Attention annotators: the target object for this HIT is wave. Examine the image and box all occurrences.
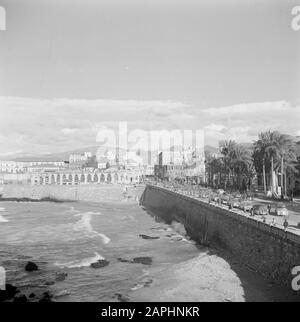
[131,270,153,291]
[73,212,111,244]
[170,221,187,236]
[0,215,8,223]
[167,221,192,243]
[66,206,77,214]
[55,252,105,269]
[0,208,8,222]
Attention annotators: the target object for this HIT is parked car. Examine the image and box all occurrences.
[212,194,220,203]
[238,201,253,212]
[220,195,230,205]
[228,198,240,209]
[252,204,268,216]
[270,203,289,217]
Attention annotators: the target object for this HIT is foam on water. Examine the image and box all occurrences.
[55,252,105,269]
[0,215,8,223]
[168,221,192,243]
[73,211,111,244]
[0,207,8,222]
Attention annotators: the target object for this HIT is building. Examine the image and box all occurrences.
[154,150,205,183]
[69,152,92,164]
[154,163,186,180]
[0,161,25,173]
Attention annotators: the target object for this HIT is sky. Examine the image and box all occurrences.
[0,0,299,156]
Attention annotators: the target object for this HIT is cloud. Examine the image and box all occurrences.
[0,96,191,154]
[0,96,299,155]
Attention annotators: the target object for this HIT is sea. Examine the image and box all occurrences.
[0,200,291,302]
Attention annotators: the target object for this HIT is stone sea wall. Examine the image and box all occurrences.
[0,184,145,203]
[140,184,300,287]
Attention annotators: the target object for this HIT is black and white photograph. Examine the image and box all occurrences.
[0,0,300,308]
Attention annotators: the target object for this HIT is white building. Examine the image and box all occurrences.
[0,161,25,173]
[69,152,91,164]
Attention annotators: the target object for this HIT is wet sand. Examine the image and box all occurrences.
[130,248,300,302]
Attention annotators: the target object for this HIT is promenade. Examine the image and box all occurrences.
[149,182,300,238]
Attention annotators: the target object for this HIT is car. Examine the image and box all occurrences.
[252,204,268,216]
[228,198,240,209]
[211,194,220,203]
[272,204,289,217]
[238,201,253,212]
[220,195,230,205]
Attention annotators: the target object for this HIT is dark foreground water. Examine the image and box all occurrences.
[0,201,295,302]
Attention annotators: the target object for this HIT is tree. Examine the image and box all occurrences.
[231,144,253,191]
[219,140,237,188]
[253,131,273,194]
[253,130,297,197]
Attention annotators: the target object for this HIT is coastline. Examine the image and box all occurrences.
[0,184,145,203]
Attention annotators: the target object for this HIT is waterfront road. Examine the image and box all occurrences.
[150,183,300,237]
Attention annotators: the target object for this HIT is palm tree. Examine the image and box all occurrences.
[253,131,273,194]
[219,140,237,188]
[265,131,281,195]
[254,131,297,197]
[273,134,297,198]
[231,144,253,191]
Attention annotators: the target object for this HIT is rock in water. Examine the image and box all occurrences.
[117,258,132,263]
[45,281,55,286]
[132,257,152,265]
[39,292,53,302]
[25,261,39,272]
[115,293,130,302]
[139,234,160,240]
[13,294,28,303]
[55,272,68,282]
[0,284,19,302]
[90,260,110,269]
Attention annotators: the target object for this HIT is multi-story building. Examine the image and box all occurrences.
[69,152,92,164]
[154,150,205,183]
[0,161,25,173]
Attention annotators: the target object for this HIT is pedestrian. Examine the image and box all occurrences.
[283,218,289,231]
[267,203,271,215]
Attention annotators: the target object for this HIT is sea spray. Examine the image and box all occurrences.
[170,221,187,236]
[168,221,192,243]
[55,252,105,269]
[0,207,8,222]
[73,211,111,244]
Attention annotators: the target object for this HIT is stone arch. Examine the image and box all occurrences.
[62,174,67,185]
[114,173,119,183]
[100,173,105,183]
[74,174,79,184]
[68,174,72,184]
[80,174,85,183]
[39,176,44,185]
[57,174,61,184]
[51,174,55,184]
[87,173,92,183]
[94,174,98,183]
[107,173,112,183]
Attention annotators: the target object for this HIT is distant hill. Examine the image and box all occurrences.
[2,143,265,162]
